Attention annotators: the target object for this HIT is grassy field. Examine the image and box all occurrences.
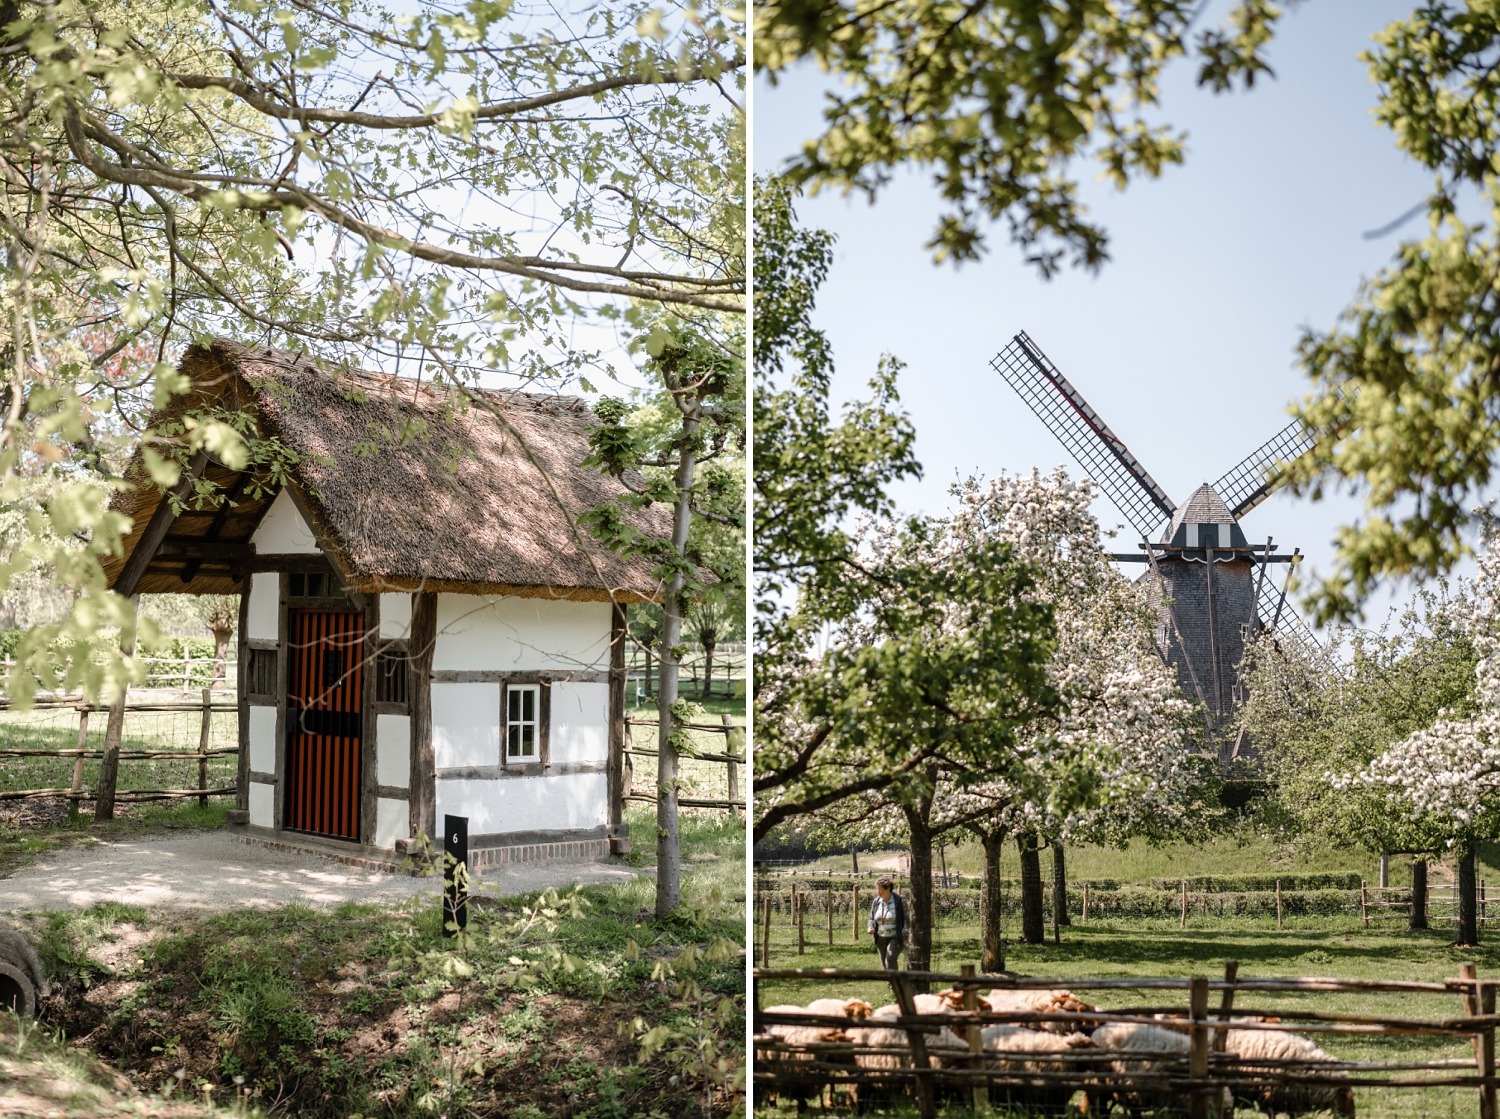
[21,805,745,1119]
[626,693,746,807]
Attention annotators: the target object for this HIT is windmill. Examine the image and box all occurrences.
[990,331,1327,764]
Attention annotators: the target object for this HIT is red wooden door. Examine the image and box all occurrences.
[286,609,364,840]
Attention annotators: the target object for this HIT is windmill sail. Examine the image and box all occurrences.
[1253,561,1324,664]
[1215,418,1317,520]
[991,332,1176,541]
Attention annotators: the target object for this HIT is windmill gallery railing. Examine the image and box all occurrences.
[0,691,238,809]
[754,964,1500,1119]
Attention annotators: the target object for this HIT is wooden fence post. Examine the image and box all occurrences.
[961,963,989,1113]
[852,884,861,942]
[891,974,936,1119]
[761,896,772,968]
[1180,879,1188,928]
[197,688,212,809]
[1481,977,1497,1119]
[1213,960,1239,1055]
[1082,882,1089,924]
[797,893,806,956]
[1362,880,1369,928]
[1188,976,1209,1119]
[1276,879,1283,930]
[827,882,834,946]
[68,704,90,816]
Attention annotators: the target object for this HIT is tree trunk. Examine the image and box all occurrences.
[701,634,716,699]
[94,594,139,822]
[1017,831,1045,945]
[903,802,935,991]
[654,402,700,920]
[209,624,233,690]
[1410,857,1428,931]
[1458,845,1480,946]
[980,826,1008,972]
[1052,840,1070,927]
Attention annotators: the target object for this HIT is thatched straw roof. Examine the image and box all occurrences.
[101,339,670,602]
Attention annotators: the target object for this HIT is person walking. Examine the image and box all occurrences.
[868,876,908,969]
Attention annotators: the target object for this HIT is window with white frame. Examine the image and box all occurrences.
[506,684,541,761]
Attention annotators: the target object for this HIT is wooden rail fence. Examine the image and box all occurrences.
[622,712,745,813]
[0,690,237,808]
[754,963,1500,1119]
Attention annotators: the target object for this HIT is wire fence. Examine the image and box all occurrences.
[625,712,745,814]
[754,963,1500,1119]
[755,872,1494,957]
[0,689,239,809]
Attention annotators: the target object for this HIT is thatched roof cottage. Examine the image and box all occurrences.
[104,339,669,865]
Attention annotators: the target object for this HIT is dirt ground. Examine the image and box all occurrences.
[0,831,644,912]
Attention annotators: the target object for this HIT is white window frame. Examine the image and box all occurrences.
[505,683,542,763]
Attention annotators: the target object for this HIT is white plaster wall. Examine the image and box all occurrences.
[246,573,279,641]
[375,797,409,847]
[377,714,411,787]
[248,706,277,773]
[549,682,609,765]
[432,682,499,768]
[379,593,412,639]
[251,490,320,554]
[435,772,607,835]
[433,596,611,672]
[248,781,275,828]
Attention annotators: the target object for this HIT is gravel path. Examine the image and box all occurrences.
[0,832,644,912]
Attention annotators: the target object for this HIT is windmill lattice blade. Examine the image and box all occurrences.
[992,332,1175,541]
[1254,571,1325,665]
[1216,418,1316,520]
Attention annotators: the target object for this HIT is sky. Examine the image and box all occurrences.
[754,0,1452,630]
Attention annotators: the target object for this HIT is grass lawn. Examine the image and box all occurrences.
[19,805,745,1119]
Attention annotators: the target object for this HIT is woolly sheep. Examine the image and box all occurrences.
[805,997,874,1020]
[1088,1021,1231,1118]
[981,1025,1093,1115]
[1223,1028,1356,1118]
[981,987,1099,1034]
[757,1003,856,1113]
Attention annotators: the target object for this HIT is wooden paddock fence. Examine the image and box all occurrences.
[0,690,237,808]
[754,962,1500,1119]
[623,712,745,813]
[756,874,1496,954]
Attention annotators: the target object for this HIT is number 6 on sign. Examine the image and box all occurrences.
[443,814,469,936]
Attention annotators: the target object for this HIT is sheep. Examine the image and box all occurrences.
[980,1024,1094,1115]
[981,987,1100,1034]
[1223,1028,1356,1118]
[805,997,874,1020]
[1086,1020,1231,1118]
[849,1003,970,1111]
[756,1003,857,1113]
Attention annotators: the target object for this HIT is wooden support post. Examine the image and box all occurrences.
[852,884,860,942]
[1380,852,1390,889]
[961,963,989,1114]
[1188,976,1210,1119]
[68,705,89,816]
[197,688,212,808]
[721,713,742,815]
[1082,882,1089,924]
[1361,880,1370,928]
[797,893,806,956]
[1180,879,1188,928]
[1213,960,1239,1055]
[827,882,834,946]
[1481,978,1497,1119]
[1276,879,1283,930]
[761,896,772,968]
[891,973,936,1119]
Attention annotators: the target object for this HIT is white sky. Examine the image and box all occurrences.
[754,0,1463,628]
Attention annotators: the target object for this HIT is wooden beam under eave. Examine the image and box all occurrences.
[408,592,437,846]
[114,451,211,598]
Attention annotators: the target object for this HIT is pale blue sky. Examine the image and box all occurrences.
[756,0,1454,626]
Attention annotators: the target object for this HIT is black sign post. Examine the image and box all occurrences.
[442,813,469,937]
